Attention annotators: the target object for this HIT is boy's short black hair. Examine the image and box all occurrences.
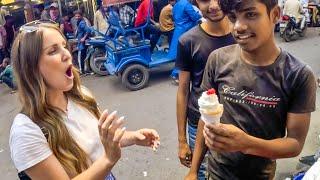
[219,0,278,14]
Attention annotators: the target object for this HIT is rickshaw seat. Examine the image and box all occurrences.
[107,9,148,48]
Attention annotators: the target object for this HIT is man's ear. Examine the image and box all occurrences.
[271,5,281,24]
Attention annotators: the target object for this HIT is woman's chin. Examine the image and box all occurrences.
[63,82,74,92]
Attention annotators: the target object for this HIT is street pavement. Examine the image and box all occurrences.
[1,28,320,180]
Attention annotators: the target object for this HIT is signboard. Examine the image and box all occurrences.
[1,0,15,5]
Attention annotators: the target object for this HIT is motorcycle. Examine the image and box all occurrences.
[280,4,309,42]
[84,36,108,76]
[280,14,307,42]
[68,29,109,76]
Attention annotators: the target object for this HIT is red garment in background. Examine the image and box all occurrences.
[63,21,73,34]
[134,0,154,27]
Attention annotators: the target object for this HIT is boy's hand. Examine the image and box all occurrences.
[203,123,250,153]
[178,142,192,167]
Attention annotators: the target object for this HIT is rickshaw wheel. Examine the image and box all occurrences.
[121,64,149,91]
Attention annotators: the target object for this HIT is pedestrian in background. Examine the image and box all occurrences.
[0,6,10,26]
[49,2,62,24]
[159,0,176,45]
[71,12,91,36]
[24,0,35,23]
[61,14,74,38]
[0,57,8,73]
[74,10,91,74]
[0,58,16,93]
[4,15,15,54]
[40,3,51,21]
[119,4,135,28]
[169,0,201,82]
[93,3,109,35]
[135,0,161,52]
[0,24,7,64]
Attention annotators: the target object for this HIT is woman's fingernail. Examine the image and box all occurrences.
[118,116,125,121]
[121,127,126,131]
[111,111,117,116]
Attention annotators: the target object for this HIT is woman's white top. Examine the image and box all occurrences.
[9,99,104,172]
[302,159,320,180]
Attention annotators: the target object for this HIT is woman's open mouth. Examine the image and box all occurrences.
[65,65,73,79]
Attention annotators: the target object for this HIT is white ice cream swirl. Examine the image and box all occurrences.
[198,91,222,114]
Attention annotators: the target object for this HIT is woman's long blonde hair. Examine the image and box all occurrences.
[11,23,101,177]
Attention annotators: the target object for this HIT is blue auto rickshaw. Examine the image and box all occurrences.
[103,0,176,90]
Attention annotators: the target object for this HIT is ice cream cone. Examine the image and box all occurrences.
[200,104,223,124]
[201,112,222,124]
[198,88,223,124]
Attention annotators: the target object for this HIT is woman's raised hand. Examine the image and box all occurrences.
[98,110,125,165]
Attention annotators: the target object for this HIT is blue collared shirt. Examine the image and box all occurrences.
[76,19,91,50]
[172,0,201,30]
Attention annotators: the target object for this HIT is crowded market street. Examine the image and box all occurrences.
[1,28,320,179]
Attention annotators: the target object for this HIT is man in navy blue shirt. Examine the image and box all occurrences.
[175,0,235,179]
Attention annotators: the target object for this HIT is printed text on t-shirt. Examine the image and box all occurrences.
[221,85,281,108]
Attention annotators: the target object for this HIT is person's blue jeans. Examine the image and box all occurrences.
[1,76,15,89]
[188,124,207,180]
[77,48,87,73]
[105,172,116,180]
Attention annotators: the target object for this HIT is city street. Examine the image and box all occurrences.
[1,28,320,180]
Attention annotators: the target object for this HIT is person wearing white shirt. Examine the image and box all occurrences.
[10,21,160,179]
[94,4,109,35]
[283,0,306,30]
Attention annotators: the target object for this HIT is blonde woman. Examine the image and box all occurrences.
[9,21,160,180]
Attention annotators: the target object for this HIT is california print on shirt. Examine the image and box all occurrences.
[221,85,281,109]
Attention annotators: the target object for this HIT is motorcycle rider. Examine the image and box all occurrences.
[283,0,306,31]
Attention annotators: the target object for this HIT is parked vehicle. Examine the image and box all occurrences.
[68,29,109,76]
[103,0,177,91]
[85,35,108,76]
[280,14,307,42]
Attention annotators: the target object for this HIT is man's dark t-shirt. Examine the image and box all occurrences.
[175,25,235,127]
[201,44,316,180]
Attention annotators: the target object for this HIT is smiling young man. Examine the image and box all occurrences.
[176,0,235,179]
[186,0,317,179]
